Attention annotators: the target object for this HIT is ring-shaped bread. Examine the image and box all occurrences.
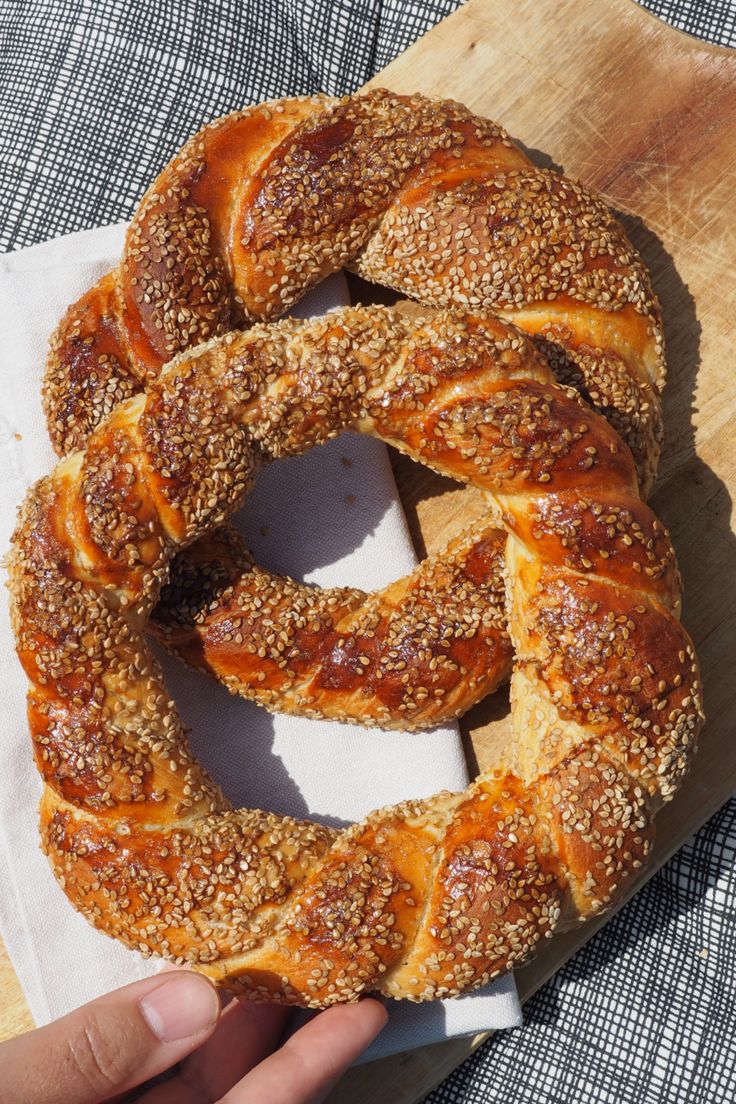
[11,304,702,1005]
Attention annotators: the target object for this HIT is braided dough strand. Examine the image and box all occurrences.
[11,305,701,1005]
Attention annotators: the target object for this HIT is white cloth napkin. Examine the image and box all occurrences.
[0,223,521,1063]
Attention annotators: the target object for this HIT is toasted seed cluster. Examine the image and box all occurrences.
[42,91,665,730]
[241,91,518,318]
[359,168,655,321]
[10,304,702,1006]
[124,164,234,365]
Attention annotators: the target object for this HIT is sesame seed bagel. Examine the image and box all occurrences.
[10,305,702,1005]
[43,89,666,729]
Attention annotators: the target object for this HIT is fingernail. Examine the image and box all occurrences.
[140,973,220,1042]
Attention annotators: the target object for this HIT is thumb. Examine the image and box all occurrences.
[0,969,221,1104]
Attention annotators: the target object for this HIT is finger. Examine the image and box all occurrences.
[138,1001,291,1104]
[218,998,388,1104]
[180,1000,291,1099]
[0,970,220,1104]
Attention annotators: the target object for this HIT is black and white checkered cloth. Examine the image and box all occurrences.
[0,2,734,1102]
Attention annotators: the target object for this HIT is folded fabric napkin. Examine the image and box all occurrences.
[0,223,521,1062]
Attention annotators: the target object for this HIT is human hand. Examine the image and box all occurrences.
[0,969,387,1103]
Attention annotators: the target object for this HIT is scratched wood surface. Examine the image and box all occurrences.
[2,1,735,1101]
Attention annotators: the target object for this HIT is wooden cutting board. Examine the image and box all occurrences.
[2,0,735,1100]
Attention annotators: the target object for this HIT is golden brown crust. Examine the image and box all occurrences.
[10,305,702,1006]
[122,98,327,371]
[502,491,681,609]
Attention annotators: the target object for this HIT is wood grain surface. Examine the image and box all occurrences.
[2,2,735,1102]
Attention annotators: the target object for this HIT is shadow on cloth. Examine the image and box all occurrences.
[151,640,349,830]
